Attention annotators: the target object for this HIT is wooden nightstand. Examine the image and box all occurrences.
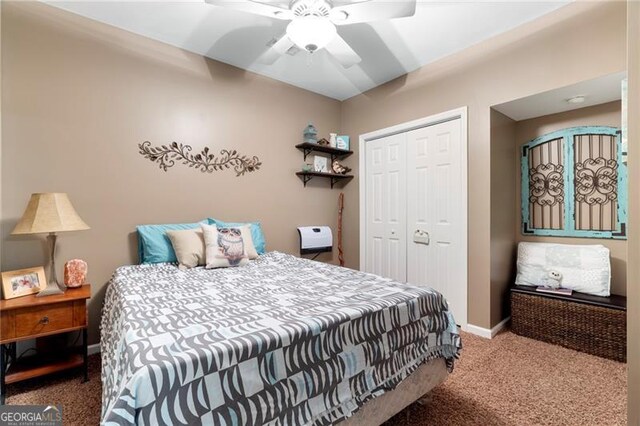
[0,285,91,404]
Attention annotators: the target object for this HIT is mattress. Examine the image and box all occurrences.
[100,252,461,425]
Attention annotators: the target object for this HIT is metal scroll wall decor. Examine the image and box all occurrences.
[528,137,565,230]
[138,141,261,176]
[521,126,627,239]
[574,135,619,232]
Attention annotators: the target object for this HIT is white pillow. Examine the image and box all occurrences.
[201,224,256,268]
[515,242,611,296]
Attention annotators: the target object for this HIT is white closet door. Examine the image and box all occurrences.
[365,133,407,282]
[406,119,466,326]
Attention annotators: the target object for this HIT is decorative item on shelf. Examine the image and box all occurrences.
[139,142,261,176]
[303,123,318,144]
[317,138,330,147]
[336,135,350,150]
[11,193,90,297]
[64,259,88,289]
[314,155,328,173]
[332,160,352,175]
[302,163,313,172]
[329,133,338,148]
[1,267,46,299]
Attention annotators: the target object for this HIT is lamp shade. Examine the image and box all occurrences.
[12,193,90,235]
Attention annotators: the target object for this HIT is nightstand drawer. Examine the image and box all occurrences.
[0,287,90,345]
[14,303,75,338]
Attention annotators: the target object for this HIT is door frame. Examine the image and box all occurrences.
[359,106,469,330]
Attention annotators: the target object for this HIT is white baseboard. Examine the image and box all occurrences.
[466,316,510,339]
[88,343,101,356]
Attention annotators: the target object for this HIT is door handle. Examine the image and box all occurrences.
[413,230,430,245]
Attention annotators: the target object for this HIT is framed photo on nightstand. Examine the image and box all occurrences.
[1,266,45,299]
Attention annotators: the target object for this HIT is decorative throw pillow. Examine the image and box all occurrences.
[166,229,205,270]
[515,242,611,296]
[201,224,255,268]
[209,219,267,255]
[136,221,207,264]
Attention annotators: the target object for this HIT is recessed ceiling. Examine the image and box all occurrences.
[45,0,571,100]
[493,72,626,121]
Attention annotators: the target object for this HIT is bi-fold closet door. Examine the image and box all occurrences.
[365,133,407,282]
[365,118,465,326]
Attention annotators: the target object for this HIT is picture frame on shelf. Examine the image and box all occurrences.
[336,135,350,150]
[1,266,46,299]
[314,156,328,173]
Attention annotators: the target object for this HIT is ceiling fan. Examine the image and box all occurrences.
[205,0,417,68]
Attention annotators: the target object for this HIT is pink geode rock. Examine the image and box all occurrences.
[64,259,88,288]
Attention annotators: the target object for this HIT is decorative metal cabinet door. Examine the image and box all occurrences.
[521,126,627,239]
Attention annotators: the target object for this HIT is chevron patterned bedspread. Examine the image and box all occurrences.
[100,252,461,425]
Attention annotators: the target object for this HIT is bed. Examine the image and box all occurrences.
[100,251,461,425]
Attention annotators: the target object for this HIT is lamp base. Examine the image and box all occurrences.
[37,232,66,297]
[37,280,65,297]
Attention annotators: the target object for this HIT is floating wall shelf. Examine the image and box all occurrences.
[296,171,354,189]
[295,143,353,163]
[295,142,354,189]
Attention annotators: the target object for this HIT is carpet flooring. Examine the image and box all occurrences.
[5,330,627,425]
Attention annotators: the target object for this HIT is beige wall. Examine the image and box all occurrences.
[489,110,517,326]
[341,1,627,328]
[514,101,626,296]
[627,1,639,424]
[1,3,343,343]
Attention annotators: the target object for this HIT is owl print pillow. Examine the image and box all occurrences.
[201,223,257,268]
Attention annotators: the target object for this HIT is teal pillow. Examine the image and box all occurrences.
[137,222,206,264]
[208,219,266,255]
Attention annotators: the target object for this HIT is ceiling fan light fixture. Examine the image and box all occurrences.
[286,16,337,53]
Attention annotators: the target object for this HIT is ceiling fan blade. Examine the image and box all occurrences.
[325,34,362,68]
[205,0,293,20]
[330,0,416,26]
[259,34,296,65]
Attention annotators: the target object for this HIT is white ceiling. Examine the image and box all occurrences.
[494,72,626,121]
[46,0,571,100]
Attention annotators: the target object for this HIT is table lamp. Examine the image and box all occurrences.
[11,193,90,297]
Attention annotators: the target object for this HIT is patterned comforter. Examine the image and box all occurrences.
[101,252,461,425]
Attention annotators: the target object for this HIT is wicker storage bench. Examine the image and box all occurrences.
[510,285,627,362]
